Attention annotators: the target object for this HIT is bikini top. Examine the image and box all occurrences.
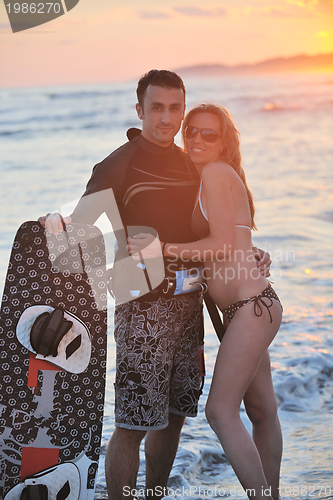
[191,180,251,238]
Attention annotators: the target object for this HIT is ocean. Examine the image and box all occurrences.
[0,73,332,499]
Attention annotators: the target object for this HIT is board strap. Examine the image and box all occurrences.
[30,308,73,357]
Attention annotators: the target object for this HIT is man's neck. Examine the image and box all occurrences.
[141,130,174,148]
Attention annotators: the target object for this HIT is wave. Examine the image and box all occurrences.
[275,352,333,412]
[253,234,312,242]
[227,90,333,113]
[0,127,73,137]
[0,120,140,138]
[227,95,304,112]
[0,110,101,125]
[0,121,128,137]
[261,102,302,112]
[312,211,333,223]
[47,89,126,100]
[261,100,333,112]
[0,130,27,137]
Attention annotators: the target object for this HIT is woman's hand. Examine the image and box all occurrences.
[127,233,163,260]
[253,246,271,277]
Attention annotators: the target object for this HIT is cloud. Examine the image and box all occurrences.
[173,6,227,17]
[250,2,324,17]
[257,7,295,17]
[285,0,318,8]
[140,11,172,19]
[138,6,228,20]
[269,7,295,16]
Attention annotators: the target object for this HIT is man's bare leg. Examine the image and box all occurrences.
[105,427,146,500]
[145,413,186,499]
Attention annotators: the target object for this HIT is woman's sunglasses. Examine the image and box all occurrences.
[185,126,220,144]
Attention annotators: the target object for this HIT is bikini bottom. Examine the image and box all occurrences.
[221,284,282,324]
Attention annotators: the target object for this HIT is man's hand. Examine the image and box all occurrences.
[38,213,72,236]
[253,246,271,277]
[127,233,162,260]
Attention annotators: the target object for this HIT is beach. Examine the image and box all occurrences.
[1,73,332,499]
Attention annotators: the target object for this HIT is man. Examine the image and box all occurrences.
[41,70,271,499]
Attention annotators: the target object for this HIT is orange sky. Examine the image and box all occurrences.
[0,0,333,88]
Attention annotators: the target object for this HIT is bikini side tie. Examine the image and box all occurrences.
[253,296,274,323]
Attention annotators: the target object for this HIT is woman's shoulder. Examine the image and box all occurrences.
[201,162,237,182]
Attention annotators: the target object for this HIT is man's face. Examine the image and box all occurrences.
[136,85,185,147]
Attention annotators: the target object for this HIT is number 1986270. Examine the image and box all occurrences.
[280,486,332,497]
[6,3,62,14]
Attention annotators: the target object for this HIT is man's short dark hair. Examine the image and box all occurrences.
[136,69,186,109]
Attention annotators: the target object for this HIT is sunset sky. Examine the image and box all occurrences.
[0,0,333,88]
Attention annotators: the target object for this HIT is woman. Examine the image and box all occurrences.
[128,104,283,500]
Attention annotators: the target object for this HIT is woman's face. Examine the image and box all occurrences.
[185,112,224,169]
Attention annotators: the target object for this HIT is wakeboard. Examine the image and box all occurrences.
[0,221,108,500]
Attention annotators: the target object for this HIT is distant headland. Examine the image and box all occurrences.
[175,53,333,78]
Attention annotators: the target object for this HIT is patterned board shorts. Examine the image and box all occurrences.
[114,291,203,430]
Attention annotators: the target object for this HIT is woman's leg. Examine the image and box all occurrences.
[244,351,282,500]
[205,300,282,500]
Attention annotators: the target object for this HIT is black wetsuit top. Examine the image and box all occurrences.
[120,135,199,245]
[71,132,200,276]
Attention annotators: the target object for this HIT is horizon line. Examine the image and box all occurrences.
[1,51,333,91]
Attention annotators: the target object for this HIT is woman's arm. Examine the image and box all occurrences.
[128,163,238,262]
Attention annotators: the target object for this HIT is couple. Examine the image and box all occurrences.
[42,70,282,500]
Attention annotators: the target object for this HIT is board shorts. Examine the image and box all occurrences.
[114,290,203,430]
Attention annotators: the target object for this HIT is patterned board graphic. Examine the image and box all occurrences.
[0,221,108,500]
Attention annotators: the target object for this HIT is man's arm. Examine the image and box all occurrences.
[38,159,108,234]
[38,192,104,235]
[38,141,137,234]
[38,185,118,235]
[38,152,121,234]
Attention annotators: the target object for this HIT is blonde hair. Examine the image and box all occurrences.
[182,103,257,230]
